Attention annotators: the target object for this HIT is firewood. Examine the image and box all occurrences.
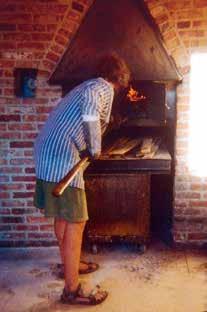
[106,137,140,155]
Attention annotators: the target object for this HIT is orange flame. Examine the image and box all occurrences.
[127,85,146,102]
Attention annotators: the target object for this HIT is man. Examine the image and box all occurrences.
[33,52,130,305]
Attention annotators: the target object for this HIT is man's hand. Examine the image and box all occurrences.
[79,149,100,161]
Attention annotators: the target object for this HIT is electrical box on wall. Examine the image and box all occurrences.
[14,68,37,98]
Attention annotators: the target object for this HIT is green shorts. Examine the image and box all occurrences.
[33,179,88,223]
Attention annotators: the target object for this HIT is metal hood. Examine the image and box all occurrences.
[48,0,182,86]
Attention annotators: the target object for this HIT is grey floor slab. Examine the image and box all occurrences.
[0,241,207,312]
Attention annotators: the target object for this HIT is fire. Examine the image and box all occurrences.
[127,85,146,102]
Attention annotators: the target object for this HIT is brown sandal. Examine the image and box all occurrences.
[56,261,99,278]
[61,283,108,305]
[79,261,100,274]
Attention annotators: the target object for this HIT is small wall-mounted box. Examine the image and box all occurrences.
[14,68,37,98]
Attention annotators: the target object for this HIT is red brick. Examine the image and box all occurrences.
[13,192,34,198]
[10,141,33,148]
[25,167,35,174]
[190,184,206,191]
[26,184,35,190]
[12,176,35,182]
[0,176,9,182]
[33,52,45,59]
[33,24,46,32]
[22,98,36,105]
[0,167,23,174]
[189,201,207,208]
[15,225,39,231]
[0,41,16,50]
[22,133,38,139]
[26,200,35,207]
[12,208,35,215]
[4,88,14,96]
[37,70,49,78]
[3,69,13,77]
[194,0,207,8]
[3,13,32,23]
[1,232,26,239]
[59,28,72,38]
[31,33,53,41]
[177,21,191,29]
[0,131,21,140]
[0,124,6,132]
[24,150,34,157]
[0,115,21,122]
[3,33,31,41]
[0,217,24,223]
[0,24,16,31]
[22,115,37,122]
[45,4,68,14]
[0,4,20,11]
[35,98,49,104]
[10,158,34,166]
[188,233,207,240]
[8,123,36,131]
[192,20,207,27]
[46,51,60,62]
[17,24,33,31]
[27,216,47,223]
[1,200,26,207]
[66,10,81,22]
[0,159,8,165]
[0,60,15,67]
[42,60,55,71]
[0,225,11,231]
[28,232,52,239]
[47,24,57,32]
[33,14,62,24]
[51,43,65,54]
[175,192,201,199]
[72,1,84,12]
[0,192,10,199]
[0,184,24,191]
[17,42,46,50]
[40,224,53,231]
[0,79,14,87]
[55,35,69,46]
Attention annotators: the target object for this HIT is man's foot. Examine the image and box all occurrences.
[61,283,108,305]
[56,261,99,278]
[79,261,99,274]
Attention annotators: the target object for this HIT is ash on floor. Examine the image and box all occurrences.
[0,240,207,312]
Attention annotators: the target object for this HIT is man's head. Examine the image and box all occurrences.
[96,52,131,90]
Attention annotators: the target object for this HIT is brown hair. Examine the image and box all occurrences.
[96,52,131,88]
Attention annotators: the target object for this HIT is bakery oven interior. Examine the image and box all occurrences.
[48,0,182,251]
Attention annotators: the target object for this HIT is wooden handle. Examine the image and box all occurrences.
[52,156,89,197]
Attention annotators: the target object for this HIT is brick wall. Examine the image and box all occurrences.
[0,0,207,247]
[0,0,93,246]
[145,0,207,245]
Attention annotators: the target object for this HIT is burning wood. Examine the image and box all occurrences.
[127,85,146,102]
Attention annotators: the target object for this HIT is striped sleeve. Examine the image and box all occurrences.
[81,85,102,156]
[81,85,102,121]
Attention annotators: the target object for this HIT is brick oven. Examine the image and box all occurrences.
[48,0,181,250]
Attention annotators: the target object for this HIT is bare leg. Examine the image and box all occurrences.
[63,221,86,292]
[54,218,66,265]
[54,218,91,272]
[57,219,108,303]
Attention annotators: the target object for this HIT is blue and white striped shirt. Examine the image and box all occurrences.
[34,77,114,189]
